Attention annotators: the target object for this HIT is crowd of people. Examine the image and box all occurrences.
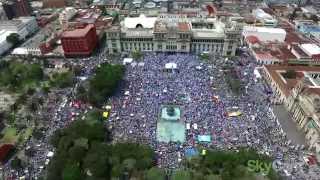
[108,52,320,179]
[2,51,320,179]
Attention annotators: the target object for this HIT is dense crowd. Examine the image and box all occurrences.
[108,53,320,179]
[2,51,320,180]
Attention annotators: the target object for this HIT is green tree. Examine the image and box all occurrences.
[50,71,74,88]
[10,157,22,170]
[6,33,20,47]
[131,50,143,61]
[62,163,84,180]
[47,155,65,180]
[172,170,192,180]
[146,167,165,180]
[68,145,87,163]
[50,129,64,148]
[28,64,43,80]
[204,174,221,180]
[88,63,124,106]
[283,69,297,79]
[76,85,88,101]
[199,53,209,61]
[83,142,111,178]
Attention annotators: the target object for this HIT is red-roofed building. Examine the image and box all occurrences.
[263,64,320,155]
[245,35,260,45]
[61,24,98,57]
[252,50,280,65]
[0,144,15,164]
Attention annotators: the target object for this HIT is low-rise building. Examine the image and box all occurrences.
[263,65,320,154]
[252,8,278,27]
[295,21,320,43]
[11,47,41,56]
[242,26,287,43]
[291,88,320,154]
[59,7,78,29]
[61,24,98,57]
[0,20,28,39]
[15,16,39,35]
[287,43,320,64]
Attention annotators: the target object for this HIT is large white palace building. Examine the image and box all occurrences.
[106,14,242,56]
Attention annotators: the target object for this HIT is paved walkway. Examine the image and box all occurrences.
[272,105,306,145]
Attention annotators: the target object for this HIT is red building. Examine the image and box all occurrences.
[61,24,98,57]
[0,144,15,164]
[15,0,32,17]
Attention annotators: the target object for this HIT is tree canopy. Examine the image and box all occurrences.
[49,71,74,88]
[47,110,155,180]
[6,33,20,47]
[0,60,43,92]
[131,50,143,61]
[88,63,125,106]
[282,69,297,79]
[185,148,280,180]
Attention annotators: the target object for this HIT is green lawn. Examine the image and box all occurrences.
[20,127,33,143]
[1,127,18,144]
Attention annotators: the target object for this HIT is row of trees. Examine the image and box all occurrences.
[224,66,243,95]
[77,63,125,106]
[0,60,76,93]
[0,60,43,92]
[184,148,280,180]
[47,111,156,180]
[49,71,74,88]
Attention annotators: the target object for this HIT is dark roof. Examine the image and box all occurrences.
[0,144,14,163]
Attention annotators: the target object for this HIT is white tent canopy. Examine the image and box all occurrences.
[165,62,177,69]
[47,151,54,157]
[254,68,261,79]
[123,58,133,65]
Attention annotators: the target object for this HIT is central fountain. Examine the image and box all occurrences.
[157,105,185,143]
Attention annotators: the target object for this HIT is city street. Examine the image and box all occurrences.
[273,105,306,146]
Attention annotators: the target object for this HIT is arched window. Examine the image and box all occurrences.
[136,24,143,28]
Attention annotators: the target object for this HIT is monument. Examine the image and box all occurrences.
[157,105,185,143]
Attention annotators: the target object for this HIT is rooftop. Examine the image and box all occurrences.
[300,44,320,56]
[254,50,277,61]
[285,31,306,45]
[124,29,153,37]
[62,24,95,38]
[292,44,309,58]
[300,24,320,33]
[192,29,225,38]
[243,26,286,34]
[0,20,23,27]
[245,35,260,44]
[265,65,320,97]
[123,14,157,29]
